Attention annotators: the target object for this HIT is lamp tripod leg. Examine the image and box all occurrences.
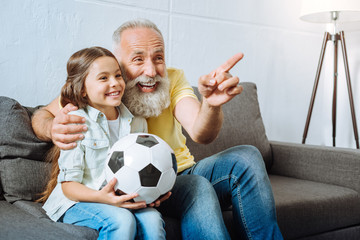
[339,31,360,149]
[302,32,330,144]
[332,37,338,147]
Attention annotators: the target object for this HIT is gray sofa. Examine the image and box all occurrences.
[1,82,360,240]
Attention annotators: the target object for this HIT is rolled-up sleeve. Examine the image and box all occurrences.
[57,144,85,183]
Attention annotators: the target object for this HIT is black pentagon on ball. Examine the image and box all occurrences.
[171,153,177,173]
[139,164,161,187]
[108,151,124,173]
[136,135,159,148]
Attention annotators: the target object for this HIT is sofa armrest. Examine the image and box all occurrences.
[269,141,360,193]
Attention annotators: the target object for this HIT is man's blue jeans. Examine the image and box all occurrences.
[59,202,165,240]
[159,145,283,240]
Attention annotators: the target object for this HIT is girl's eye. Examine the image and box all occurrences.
[100,76,107,80]
[116,74,122,78]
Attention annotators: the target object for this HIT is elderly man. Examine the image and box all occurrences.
[32,19,283,239]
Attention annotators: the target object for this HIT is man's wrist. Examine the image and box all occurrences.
[45,117,54,141]
[31,112,54,142]
[202,97,222,112]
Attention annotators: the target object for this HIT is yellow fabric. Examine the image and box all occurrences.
[147,68,197,173]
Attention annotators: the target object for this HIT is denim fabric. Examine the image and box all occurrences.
[59,202,165,240]
[179,145,283,240]
[157,175,230,240]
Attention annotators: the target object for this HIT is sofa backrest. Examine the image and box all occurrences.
[0,97,52,202]
[183,82,273,170]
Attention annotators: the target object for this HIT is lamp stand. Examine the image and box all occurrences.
[302,31,360,149]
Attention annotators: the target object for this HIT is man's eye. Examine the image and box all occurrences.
[155,56,164,62]
[134,58,143,62]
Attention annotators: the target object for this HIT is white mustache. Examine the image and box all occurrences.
[122,74,170,118]
[126,75,161,89]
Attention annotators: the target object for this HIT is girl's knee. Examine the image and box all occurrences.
[138,208,164,224]
[103,209,136,236]
[135,208,165,239]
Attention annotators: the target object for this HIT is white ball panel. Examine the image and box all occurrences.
[124,144,151,171]
[135,187,161,204]
[157,169,176,194]
[111,134,138,151]
[114,166,141,194]
[150,145,173,172]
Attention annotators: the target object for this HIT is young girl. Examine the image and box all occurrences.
[40,47,166,240]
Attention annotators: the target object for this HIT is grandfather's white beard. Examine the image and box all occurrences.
[122,75,170,118]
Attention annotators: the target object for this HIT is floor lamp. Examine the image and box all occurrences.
[300,0,360,149]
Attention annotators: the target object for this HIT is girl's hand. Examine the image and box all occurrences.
[99,178,147,209]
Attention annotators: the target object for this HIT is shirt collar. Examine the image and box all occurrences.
[118,103,134,120]
[85,103,133,122]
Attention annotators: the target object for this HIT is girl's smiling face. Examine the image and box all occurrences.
[84,56,125,120]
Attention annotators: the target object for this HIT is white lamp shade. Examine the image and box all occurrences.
[300,0,360,23]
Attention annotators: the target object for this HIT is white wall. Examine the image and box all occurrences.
[1,0,360,148]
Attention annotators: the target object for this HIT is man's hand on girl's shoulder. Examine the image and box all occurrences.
[51,103,87,150]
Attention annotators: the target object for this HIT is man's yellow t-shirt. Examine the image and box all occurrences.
[147,68,197,173]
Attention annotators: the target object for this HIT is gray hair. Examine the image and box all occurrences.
[112,19,163,45]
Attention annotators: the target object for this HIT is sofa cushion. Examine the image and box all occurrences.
[0,96,52,200]
[0,173,3,200]
[270,174,360,239]
[14,200,181,240]
[0,200,80,240]
[0,158,51,203]
[184,82,272,169]
[12,199,233,240]
[0,96,52,160]
[12,200,99,239]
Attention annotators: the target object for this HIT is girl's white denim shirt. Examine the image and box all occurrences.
[43,103,147,221]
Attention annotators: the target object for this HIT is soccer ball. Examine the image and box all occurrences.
[105,133,177,204]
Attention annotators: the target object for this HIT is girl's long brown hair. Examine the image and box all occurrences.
[37,47,120,203]
[37,146,60,203]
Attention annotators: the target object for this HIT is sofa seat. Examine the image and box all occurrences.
[12,175,360,240]
[11,200,98,239]
[10,198,232,240]
[270,174,360,239]
[0,201,81,240]
[12,200,186,240]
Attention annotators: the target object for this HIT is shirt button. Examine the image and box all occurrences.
[93,142,97,146]
[100,114,104,118]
